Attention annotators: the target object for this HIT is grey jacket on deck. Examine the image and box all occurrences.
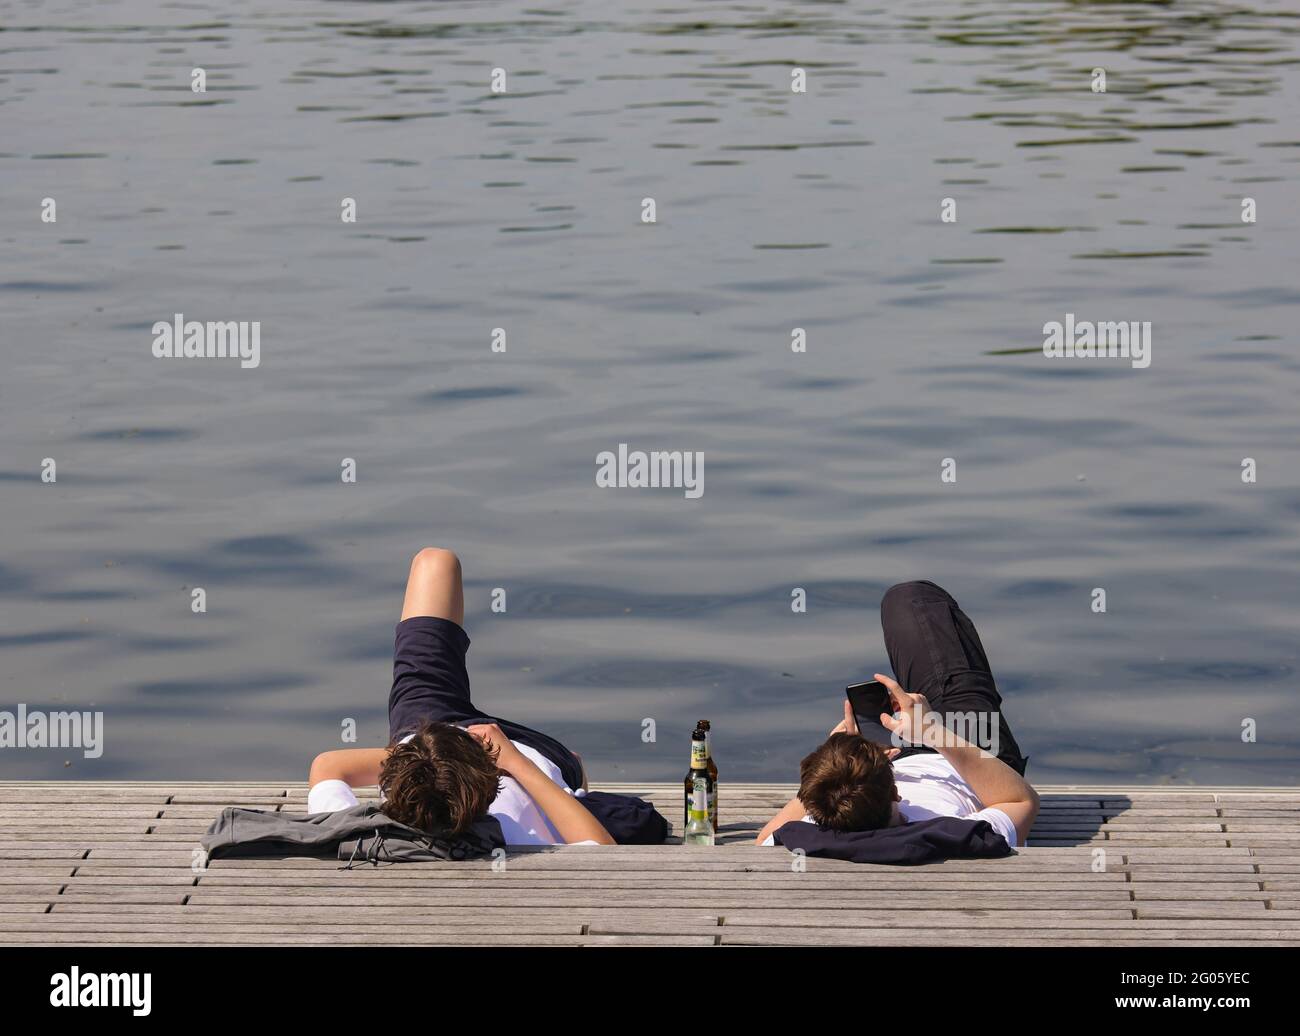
[200,804,506,865]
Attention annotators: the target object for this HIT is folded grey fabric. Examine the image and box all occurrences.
[200,803,505,864]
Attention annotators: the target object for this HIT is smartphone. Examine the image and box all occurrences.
[845,680,897,749]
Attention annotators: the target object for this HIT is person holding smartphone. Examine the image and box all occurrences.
[755,581,1039,848]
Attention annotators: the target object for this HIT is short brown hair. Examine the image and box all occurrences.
[379,722,500,833]
[798,733,896,831]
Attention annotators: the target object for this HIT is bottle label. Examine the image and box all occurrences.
[690,740,707,769]
[688,778,709,821]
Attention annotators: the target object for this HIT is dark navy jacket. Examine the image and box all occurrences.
[774,815,1012,865]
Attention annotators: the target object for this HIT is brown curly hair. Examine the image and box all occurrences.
[797,732,897,831]
[379,722,501,833]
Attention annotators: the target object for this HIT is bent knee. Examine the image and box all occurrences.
[410,547,461,576]
[882,580,951,612]
[308,750,338,785]
[883,580,934,602]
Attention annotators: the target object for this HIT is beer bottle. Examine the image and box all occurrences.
[683,752,714,847]
[683,727,712,836]
[697,719,718,832]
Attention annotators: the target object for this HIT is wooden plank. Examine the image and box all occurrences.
[0,889,64,903]
[0,850,88,861]
[45,903,721,922]
[76,870,1138,892]
[1136,904,1295,919]
[182,888,1138,911]
[0,933,598,946]
[720,930,1299,946]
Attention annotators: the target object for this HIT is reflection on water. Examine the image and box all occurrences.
[1,1,1298,784]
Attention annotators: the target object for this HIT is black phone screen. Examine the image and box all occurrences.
[846,680,897,749]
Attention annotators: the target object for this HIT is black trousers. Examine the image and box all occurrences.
[387,616,586,791]
[880,580,1028,776]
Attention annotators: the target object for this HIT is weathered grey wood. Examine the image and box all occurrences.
[720,931,1300,946]
[0,931,693,946]
[0,890,65,903]
[1,781,1296,946]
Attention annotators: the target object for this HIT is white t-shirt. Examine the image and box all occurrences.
[762,752,1019,848]
[307,737,593,845]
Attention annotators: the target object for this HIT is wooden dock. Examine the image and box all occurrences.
[2,781,1298,946]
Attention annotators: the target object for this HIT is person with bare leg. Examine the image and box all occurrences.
[307,548,615,845]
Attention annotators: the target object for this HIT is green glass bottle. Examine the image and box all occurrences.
[682,727,714,844]
[684,772,714,847]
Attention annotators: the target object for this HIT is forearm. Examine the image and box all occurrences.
[922,725,1035,807]
[756,795,807,845]
[509,758,614,845]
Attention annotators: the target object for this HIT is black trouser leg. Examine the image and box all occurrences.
[880,580,1028,775]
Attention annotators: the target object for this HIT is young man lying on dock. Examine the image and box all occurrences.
[756,581,1040,852]
[307,548,617,845]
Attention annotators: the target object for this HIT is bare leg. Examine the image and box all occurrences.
[400,547,464,626]
[392,547,588,792]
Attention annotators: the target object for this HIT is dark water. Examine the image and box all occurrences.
[2,0,1298,784]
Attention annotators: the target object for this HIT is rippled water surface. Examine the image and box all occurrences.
[3,0,1298,784]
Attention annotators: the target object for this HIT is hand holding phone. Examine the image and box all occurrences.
[872,672,933,748]
[845,679,901,749]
